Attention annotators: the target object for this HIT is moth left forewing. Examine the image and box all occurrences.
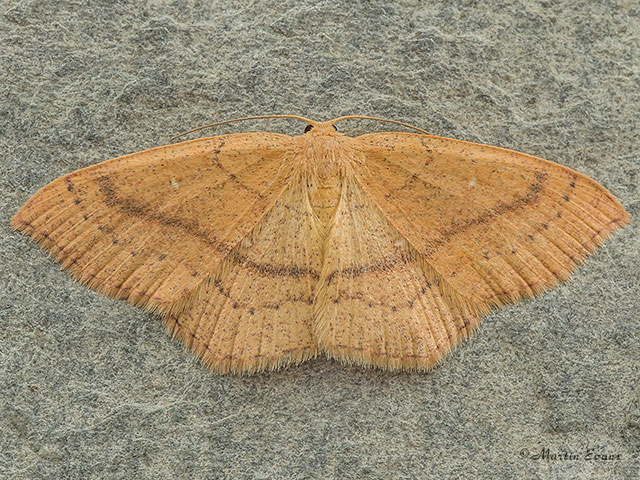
[11,133,296,317]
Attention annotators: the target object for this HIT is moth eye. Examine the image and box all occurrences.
[332,124,338,131]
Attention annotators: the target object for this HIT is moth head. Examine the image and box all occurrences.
[303,123,339,135]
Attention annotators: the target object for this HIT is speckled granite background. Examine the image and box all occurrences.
[1,1,638,479]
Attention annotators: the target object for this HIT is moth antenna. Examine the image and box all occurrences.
[329,115,431,135]
[169,114,318,142]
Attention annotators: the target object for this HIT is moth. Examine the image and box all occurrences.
[12,115,630,374]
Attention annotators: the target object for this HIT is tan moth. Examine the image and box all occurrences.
[12,115,630,374]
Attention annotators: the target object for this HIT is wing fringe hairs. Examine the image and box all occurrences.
[11,117,630,375]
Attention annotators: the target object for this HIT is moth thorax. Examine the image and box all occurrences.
[305,137,359,179]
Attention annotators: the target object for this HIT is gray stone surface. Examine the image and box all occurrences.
[1,1,638,479]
